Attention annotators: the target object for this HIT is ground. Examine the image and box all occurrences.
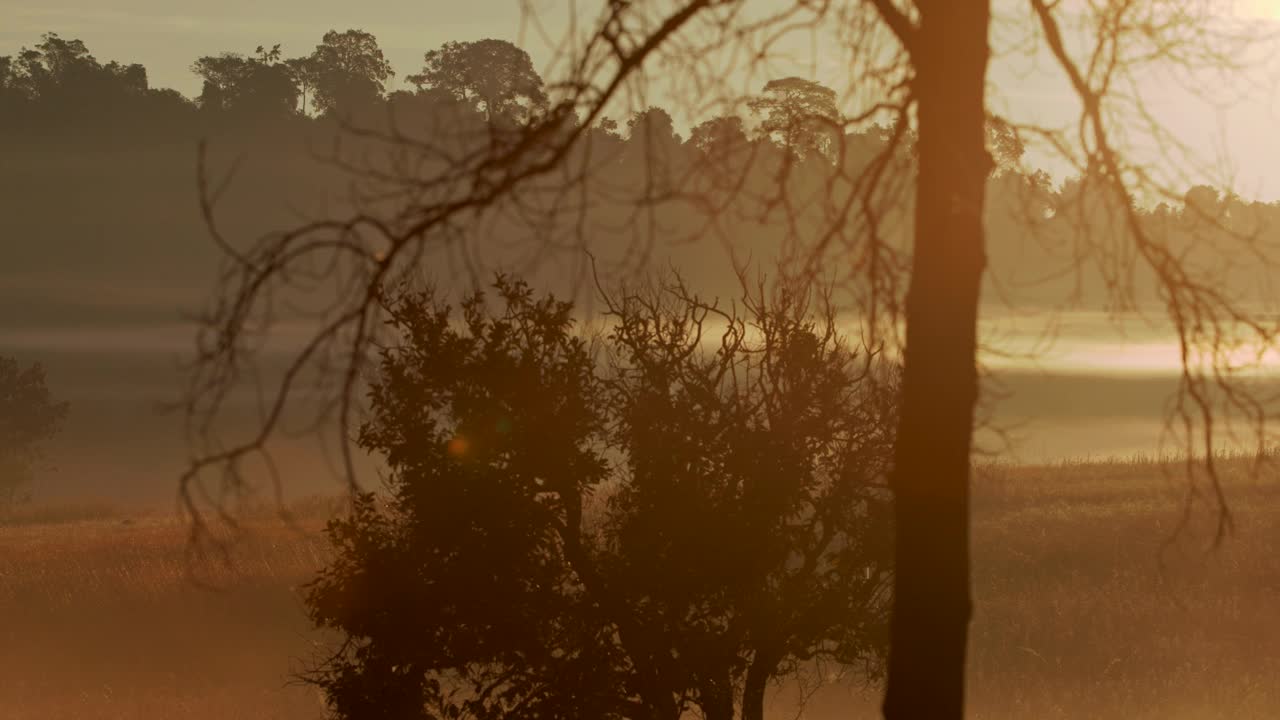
[2,457,1278,719]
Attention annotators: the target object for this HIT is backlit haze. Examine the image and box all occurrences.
[3,0,1280,505]
[4,0,1278,190]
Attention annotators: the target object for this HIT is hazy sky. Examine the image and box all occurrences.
[3,0,1278,197]
[7,1,1280,489]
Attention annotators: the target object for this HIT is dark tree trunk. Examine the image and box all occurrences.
[881,2,992,719]
[640,686,679,720]
[702,700,733,720]
[740,652,774,720]
[696,675,734,720]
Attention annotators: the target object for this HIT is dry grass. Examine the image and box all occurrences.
[2,458,1278,719]
[0,504,334,719]
[963,456,1280,719]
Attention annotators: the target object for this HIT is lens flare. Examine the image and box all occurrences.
[446,435,469,458]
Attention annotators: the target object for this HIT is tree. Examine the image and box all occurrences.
[620,106,684,190]
[747,77,840,161]
[870,7,990,716]
[302,29,394,117]
[627,106,680,144]
[406,39,548,124]
[183,4,1266,719]
[688,115,749,157]
[687,115,758,192]
[283,55,318,116]
[10,33,101,101]
[0,56,19,122]
[0,33,154,126]
[191,44,298,115]
[0,357,68,510]
[304,274,896,719]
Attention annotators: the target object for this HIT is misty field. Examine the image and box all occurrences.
[2,458,1278,719]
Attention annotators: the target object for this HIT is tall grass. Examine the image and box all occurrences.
[0,511,332,719]
[3,459,1278,718]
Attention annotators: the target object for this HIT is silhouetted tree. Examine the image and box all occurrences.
[10,33,107,99]
[688,115,750,157]
[406,39,548,124]
[304,274,896,719]
[686,115,757,191]
[0,54,29,126]
[0,33,168,130]
[620,106,684,191]
[301,29,394,118]
[192,44,297,116]
[0,357,68,511]
[869,8,991,715]
[748,77,840,161]
[283,55,319,116]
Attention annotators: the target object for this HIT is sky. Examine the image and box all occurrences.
[4,0,1280,199]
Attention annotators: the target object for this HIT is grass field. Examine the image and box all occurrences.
[2,457,1278,719]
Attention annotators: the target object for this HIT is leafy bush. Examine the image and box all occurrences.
[305,275,896,720]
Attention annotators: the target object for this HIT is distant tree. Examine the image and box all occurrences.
[302,29,394,117]
[687,115,754,184]
[406,39,548,124]
[0,33,154,125]
[0,55,22,109]
[10,33,99,100]
[747,77,840,161]
[304,274,895,720]
[191,44,297,115]
[283,56,319,116]
[688,115,749,156]
[1183,185,1221,218]
[0,357,68,510]
[597,115,621,137]
[626,105,681,146]
[622,106,684,188]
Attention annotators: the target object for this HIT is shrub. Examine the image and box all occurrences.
[305,274,896,720]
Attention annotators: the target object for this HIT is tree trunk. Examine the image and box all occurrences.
[696,674,734,720]
[881,3,992,719]
[740,651,774,720]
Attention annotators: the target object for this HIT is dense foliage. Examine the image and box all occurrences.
[4,28,1271,317]
[304,275,897,719]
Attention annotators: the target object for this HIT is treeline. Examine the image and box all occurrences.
[3,29,1278,314]
[0,30,708,144]
[0,28,870,160]
[0,30,399,134]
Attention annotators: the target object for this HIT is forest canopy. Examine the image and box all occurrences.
[3,28,1271,324]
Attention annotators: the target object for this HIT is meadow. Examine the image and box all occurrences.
[2,457,1278,719]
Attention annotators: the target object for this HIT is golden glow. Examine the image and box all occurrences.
[446,435,470,458]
